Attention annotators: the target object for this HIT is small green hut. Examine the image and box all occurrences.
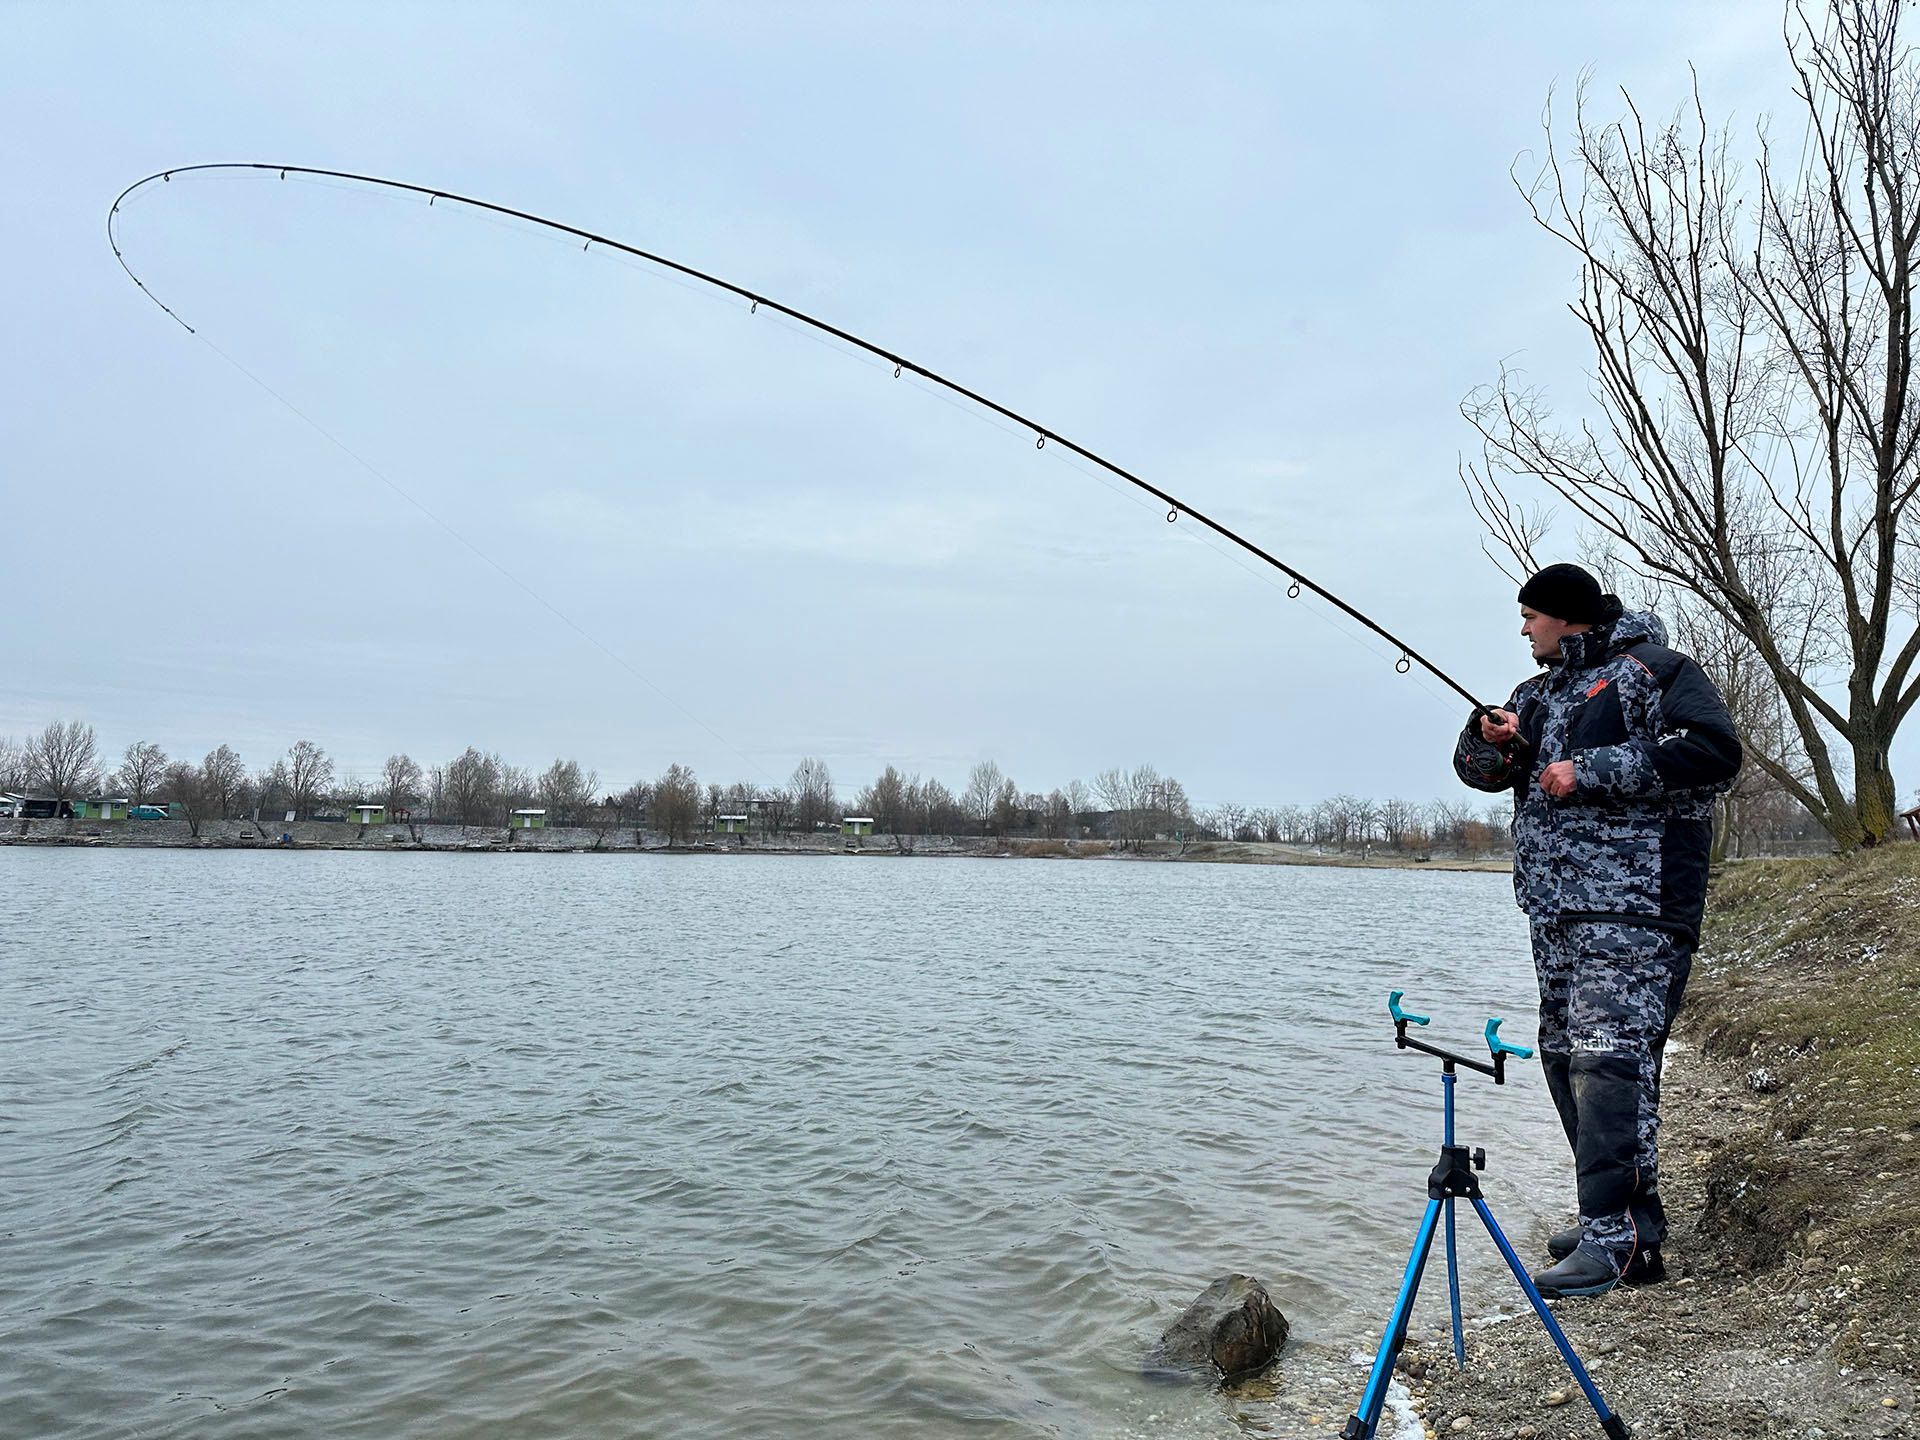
[511,808,547,830]
[842,815,874,837]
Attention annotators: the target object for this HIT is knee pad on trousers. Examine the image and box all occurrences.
[1540,1051,1579,1150]
[1570,1051,1641,1219]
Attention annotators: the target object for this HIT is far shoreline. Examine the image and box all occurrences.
[1,819,1513,874]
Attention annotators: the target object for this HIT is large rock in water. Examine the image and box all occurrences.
[1143,1273,1289,1382]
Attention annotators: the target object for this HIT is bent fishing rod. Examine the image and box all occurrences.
[109,162,1490,713]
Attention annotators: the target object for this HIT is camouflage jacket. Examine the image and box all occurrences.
[1453,611,1742,938]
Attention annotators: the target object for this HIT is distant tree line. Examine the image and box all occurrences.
[0,717,1863,854]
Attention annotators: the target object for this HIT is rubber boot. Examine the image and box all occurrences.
[1531,1242,1621,1299]
[1547,1225,1584,1261]
[1619,1246,1665,1286]
[1548,1226,1664,1284]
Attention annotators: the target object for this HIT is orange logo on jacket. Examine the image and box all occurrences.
[1586,678,1612,699]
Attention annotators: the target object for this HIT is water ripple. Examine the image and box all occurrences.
[0,849,1559,1439]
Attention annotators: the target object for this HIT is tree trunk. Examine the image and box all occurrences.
[1852,726,1899,847]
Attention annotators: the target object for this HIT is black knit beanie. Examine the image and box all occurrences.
[1517,563,1614,624]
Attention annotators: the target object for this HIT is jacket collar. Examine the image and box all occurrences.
[1551,609,1667,672]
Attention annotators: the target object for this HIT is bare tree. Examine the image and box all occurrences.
[909,777,960,835]
[1481,803,1515,851]
[27,720,100,800]
[790,757,836,832]
[654,762,701,845]
[201,745,247,818]
[497,763,536,826]
[336,772,369,814]
[1379,797,1423,852]
[0,736,29,792]
[254,760,291,820]
[382,753,424,820]
[1131,765,1188,841]
[1349,796,1382,849]
[163,760,212,838]
[538,758,598,826]
[1092,764,1187,847]
[443,747,500,826]
[1427,798,1478,851]
[1094,766,1133,846]
[615,779,653,842]
[865,765,908,835]
[963,760,1004,835]
[1044,787,1072,838]
[991,776,1021,836]
[1665,601,1815,857]
[1465,2,1920,846]
[582,797,620,849]
[1064,778,1091,832]
[114,740,168,804]
[283,740,334,819]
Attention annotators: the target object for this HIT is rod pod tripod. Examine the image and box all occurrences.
[1340,993,1630,1440]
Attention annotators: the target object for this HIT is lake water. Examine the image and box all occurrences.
[0,849,1570,1439]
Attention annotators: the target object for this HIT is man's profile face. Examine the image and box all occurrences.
[1521,605,1586,662]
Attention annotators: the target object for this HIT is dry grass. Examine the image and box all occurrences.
[1684,844,1920,1362]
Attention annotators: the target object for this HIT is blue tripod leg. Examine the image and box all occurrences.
[1445,1197,1465,1368]
[1469,1198,1631,1440]
[1342,1199,1443,1440]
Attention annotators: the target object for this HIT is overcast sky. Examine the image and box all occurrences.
[6,2,1911,808]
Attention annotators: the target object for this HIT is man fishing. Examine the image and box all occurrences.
[1455,563,1741,1299]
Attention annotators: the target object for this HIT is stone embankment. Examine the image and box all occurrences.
[3,816,902,853]
[1408,844,1919,1439]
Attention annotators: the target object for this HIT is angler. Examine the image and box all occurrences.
[1454,562,1742,1299]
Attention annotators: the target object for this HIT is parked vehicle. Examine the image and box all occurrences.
[130,804,169,819]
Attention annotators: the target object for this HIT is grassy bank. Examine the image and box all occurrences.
[1686,844,1920,1360]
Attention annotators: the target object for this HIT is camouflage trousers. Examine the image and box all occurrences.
[1529,918,1694,1270]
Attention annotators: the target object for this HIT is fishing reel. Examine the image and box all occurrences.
[1460,704,1525,786]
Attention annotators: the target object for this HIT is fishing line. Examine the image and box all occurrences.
[109,162,1494,712]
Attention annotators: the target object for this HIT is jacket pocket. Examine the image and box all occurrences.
[1551,808,1661,920]
[1567,683,1630,749]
